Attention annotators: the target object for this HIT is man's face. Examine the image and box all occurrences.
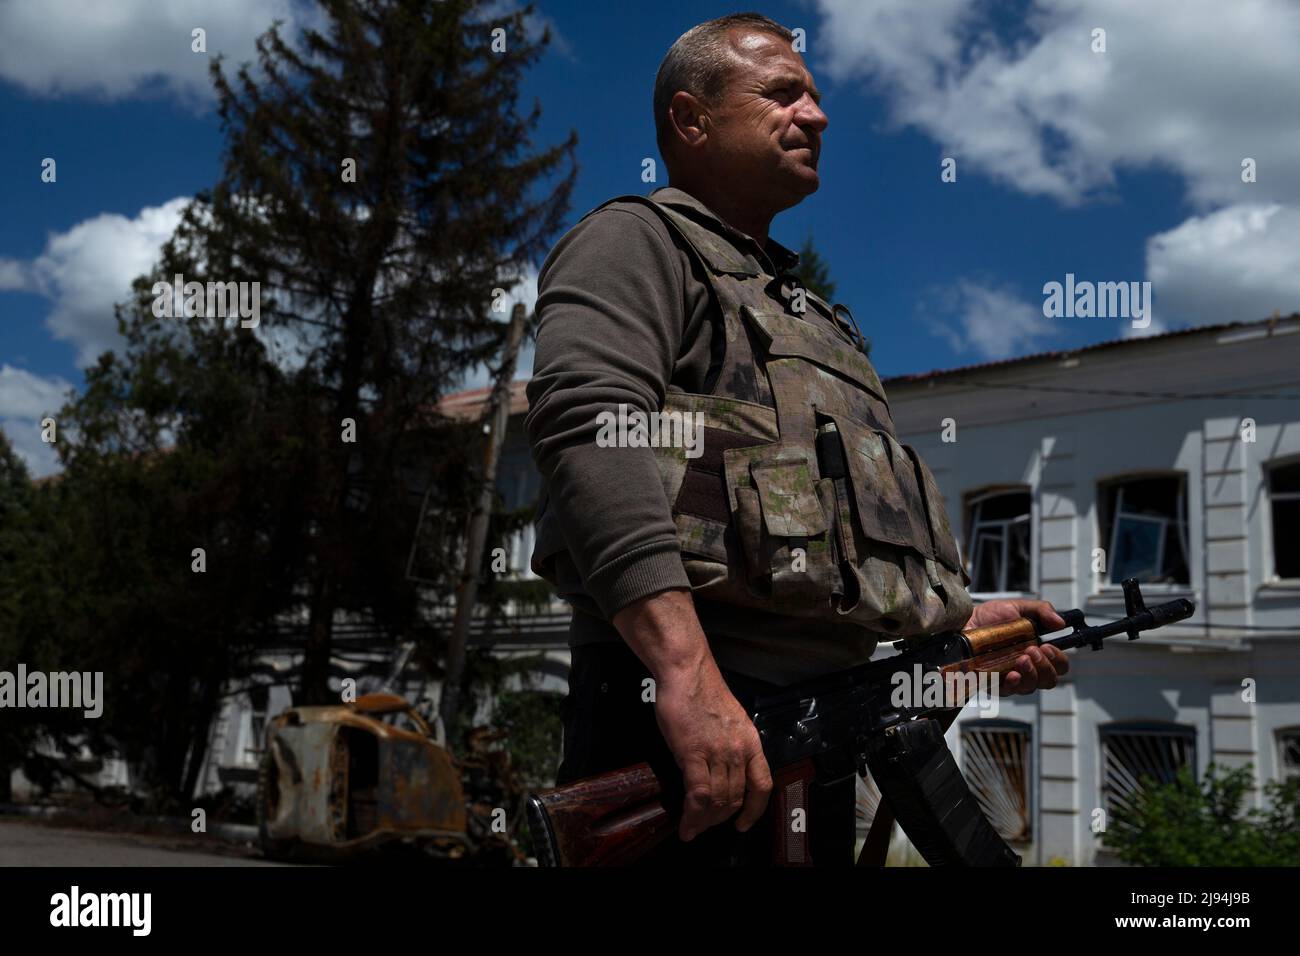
[705,29,828,208]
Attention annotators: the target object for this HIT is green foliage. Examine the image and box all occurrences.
[489,687,564,791]
[1107,763,1300,866]
[0,344,312,807]
[0,431,32,523]
[488,684,562,860]
[0,432,37,800]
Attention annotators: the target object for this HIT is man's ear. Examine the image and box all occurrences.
[669,90,709,147]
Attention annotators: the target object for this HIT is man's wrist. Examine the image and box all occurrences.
[612,587,717,682]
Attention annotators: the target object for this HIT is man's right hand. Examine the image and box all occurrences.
[611,587,773,842]
[654,656,773,841]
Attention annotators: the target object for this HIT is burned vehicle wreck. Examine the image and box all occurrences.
[256,692,523,863]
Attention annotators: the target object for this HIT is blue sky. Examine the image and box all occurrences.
[3,0,1298,475]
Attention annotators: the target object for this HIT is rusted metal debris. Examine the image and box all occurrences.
[257,693,524,864]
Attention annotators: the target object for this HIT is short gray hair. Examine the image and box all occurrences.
[653,13,795,159]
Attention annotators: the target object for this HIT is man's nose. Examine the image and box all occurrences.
[795,95,828,134]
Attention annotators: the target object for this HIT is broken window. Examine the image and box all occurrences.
[1099,476,1189,585]
[967,490,1032,593]
[1100,722,1196,836]
[961,720,1032,842]
[1268,461,1300,579]
[1278,727,1300,782]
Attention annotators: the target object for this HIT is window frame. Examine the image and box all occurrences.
[964,485,1035,599]
[1095,471,1191,594]
[1264,456,1300,583]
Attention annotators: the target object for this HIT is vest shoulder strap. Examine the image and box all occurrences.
[580,194,760,278]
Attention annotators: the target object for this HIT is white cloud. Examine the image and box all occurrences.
[0,0,308,104]
[816,0,1300,208]
[0,365,75,478]
[921,280,1058,361]
[0,258,29,290]
[1146,203,1300,326]
[12,198,192,368]
[818,0,1300,334]
[0,365,73,420]
[0,0,567,104]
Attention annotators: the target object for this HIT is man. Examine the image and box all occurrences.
[524,13,1069,866]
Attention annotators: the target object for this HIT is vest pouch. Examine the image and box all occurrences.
[829,415,929,551]
[724,444,838,609]
[822,413,972,635]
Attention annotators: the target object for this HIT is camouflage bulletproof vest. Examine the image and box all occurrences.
[542,194,972,639]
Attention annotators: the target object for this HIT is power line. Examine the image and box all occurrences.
[958,380,1300,401]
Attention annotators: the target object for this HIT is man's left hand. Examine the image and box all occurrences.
[964,599,1070,696]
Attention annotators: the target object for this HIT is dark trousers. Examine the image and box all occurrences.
[555,641,857,867]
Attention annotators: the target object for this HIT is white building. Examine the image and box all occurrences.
[888,313,1300,864]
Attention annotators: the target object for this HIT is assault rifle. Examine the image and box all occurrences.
[526,578,1194,867]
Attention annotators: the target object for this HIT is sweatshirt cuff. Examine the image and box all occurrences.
[585,539,691,621]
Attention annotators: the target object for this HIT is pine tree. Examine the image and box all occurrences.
[167,0,576,703]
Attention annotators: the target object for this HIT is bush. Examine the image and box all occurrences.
[1107,762,1300,866]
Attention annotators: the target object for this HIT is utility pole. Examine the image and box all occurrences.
[439,302,529,746]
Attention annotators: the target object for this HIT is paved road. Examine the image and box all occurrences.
[0,820,288,866]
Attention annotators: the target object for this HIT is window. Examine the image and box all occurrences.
[1278,727,1300,782]
[961,720,1032,842]
[1267,461,1300,579]
[967,490,1032,593]
[1099,476,1189,585]
[1100,722,1196,832]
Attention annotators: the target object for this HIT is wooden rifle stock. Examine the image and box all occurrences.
[526,756,824,867]
[526,762,674,867]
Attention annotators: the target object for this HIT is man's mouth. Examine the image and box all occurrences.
[789,145,819,166]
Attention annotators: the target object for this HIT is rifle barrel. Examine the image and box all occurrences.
[1046,597,1195,651]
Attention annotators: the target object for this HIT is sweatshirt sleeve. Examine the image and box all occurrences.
[524,205,692,620]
